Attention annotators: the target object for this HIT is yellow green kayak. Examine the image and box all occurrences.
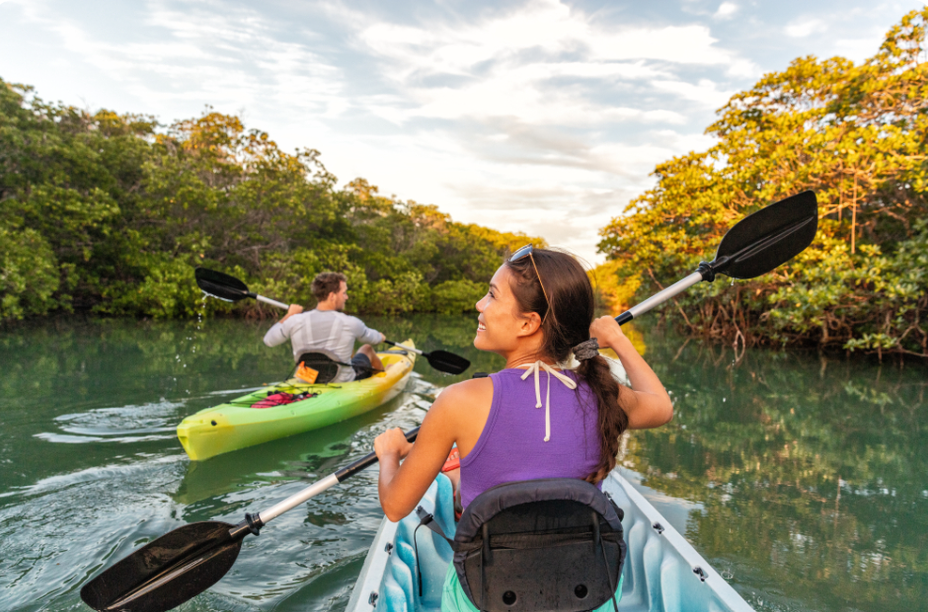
[177,341,416,461]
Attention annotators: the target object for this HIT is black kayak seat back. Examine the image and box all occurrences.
[295,352,341,384]
[417,477,626,612]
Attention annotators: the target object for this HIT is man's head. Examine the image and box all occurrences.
[312,272,348,310]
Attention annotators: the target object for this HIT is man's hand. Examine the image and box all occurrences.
[279,303,303,324]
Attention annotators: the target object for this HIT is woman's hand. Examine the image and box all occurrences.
[590,316,673,429]
[374,427,413,462]
[590,315,629,349]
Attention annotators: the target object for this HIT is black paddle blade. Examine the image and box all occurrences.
[425,349,471,375]
[195,268,252,302]
[711,190,818,279]
[81,521,243,612]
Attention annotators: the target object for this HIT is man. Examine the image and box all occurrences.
[263,272,385,382]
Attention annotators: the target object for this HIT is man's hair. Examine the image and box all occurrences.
[311,272,347,302]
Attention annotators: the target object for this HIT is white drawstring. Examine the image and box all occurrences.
[520,361,577,442]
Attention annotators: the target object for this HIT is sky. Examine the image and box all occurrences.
[0,0,924,265]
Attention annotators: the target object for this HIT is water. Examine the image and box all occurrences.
[0,316,925,611]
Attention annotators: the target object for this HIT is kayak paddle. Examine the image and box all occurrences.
[614,190,818,325]
[381,340,470,375]
[194,268,471,375]
[195,267,289,309]
[80,427,420,612]
[83,191,818,612]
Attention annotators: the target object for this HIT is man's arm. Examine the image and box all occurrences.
[263,304,303,347]
[350,316,385,345]
[279,304,303,325]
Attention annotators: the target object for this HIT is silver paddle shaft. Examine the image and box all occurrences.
[384,340,423,356]
[253,427,420,525]
[621,271,704,322]
[258,474,340,524]
[256,294,289,310]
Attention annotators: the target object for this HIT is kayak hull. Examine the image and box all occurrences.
[347,469,755,612]
[177,341,416,461]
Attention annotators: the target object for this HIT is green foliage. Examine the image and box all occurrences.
[0,225,59,319]
[622,329,928,610]
[100,254,210,318]
[598,8,928,357]
[766,220,928,355]
[363,271,432,315]
[430,279,486,314]
[0,81,539,322]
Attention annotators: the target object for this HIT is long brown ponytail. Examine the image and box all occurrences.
[505,248,629,483]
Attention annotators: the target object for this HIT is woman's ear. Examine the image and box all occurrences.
[518,312,543,336]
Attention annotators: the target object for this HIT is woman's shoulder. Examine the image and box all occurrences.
[435,376,494,406]
[427,376,495,440]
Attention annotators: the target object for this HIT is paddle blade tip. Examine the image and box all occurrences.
[714,190,819,280]
[428,351,471,374]
[80,521,241,612]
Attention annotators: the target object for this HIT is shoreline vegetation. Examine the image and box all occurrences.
[0,79,542,321]
[2,9,927,358]
[595,9,928,358]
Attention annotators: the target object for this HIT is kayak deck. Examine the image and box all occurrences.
[177,341,416,461]
[347,470,754,612]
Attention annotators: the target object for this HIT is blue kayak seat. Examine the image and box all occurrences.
[415,478,626,612]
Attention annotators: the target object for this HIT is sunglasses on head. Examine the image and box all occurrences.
[510,244,550,325]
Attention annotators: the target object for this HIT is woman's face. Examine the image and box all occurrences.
[475,265,536,354]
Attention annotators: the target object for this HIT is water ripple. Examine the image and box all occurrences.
[34,400,185,444]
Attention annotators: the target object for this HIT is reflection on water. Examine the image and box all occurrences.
[623,330,928,612]
[0,315,495,612]
[0,316,925,611]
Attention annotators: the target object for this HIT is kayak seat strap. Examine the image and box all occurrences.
[295,352,341,384]
[440,478,626,612]
[414,506,467,597]
[413,510,434,597]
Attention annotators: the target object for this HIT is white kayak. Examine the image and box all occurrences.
[348,355,754,612]
[346,469,754,612]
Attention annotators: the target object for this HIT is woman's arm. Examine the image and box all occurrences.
[590,316,673,429]
[374,381,483,521]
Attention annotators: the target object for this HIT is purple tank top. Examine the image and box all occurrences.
[459,368,602,508]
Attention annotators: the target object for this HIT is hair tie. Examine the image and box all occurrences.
[573,338,599,361]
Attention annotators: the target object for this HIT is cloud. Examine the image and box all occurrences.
[713,2,739,20]
[343,0,752,128]
[785,17,828,38]
[3,0,762,264]
[10,0,346,120]
[445,180,650,261]
[356,2,747,73]
[651,79,734,109]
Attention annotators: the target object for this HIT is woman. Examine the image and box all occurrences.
[374,246,673,610]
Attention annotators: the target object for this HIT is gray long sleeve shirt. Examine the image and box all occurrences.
[263,309,382,382]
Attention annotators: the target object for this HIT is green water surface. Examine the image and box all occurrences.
[0,316,924,611]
